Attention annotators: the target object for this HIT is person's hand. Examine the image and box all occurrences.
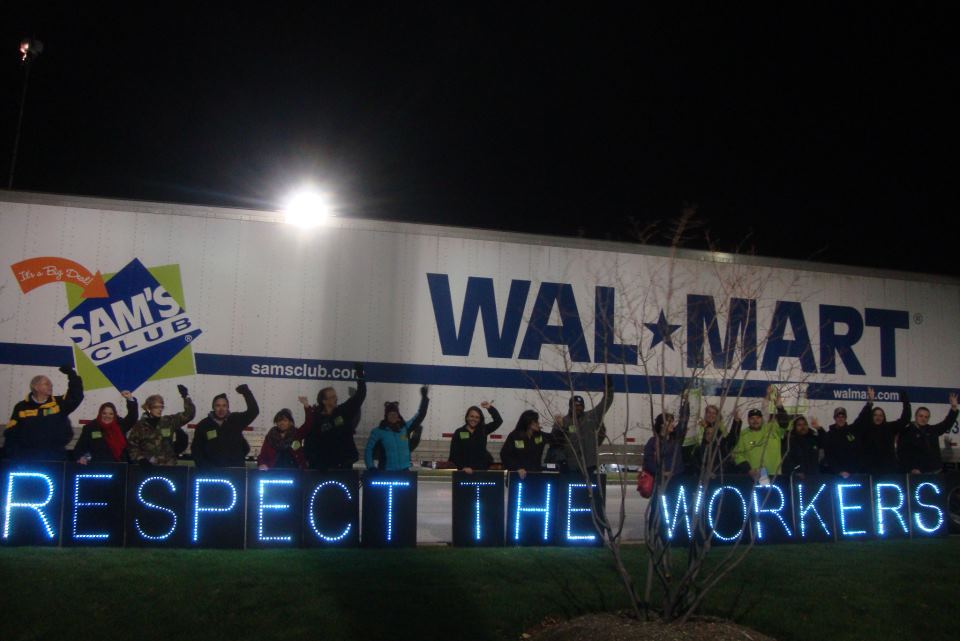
[59,364,76,376]
[177,384,188,398]
[236,383,251,395]
[949,392,958,410]
[298,395,309,407]
[77,456,89,466]
[354,363,365,379]
[464,467,474,475]
[811,417,822,431]
[420,385,429,398]
[553,414,563,426]
[258,464,269,471]
[900,390,910,404]
[866,387,875,402]
[480,401,491,409]
[120,390,133,400]
[910,468,921,475]
[733,407,741,421]
[518,468,527,480]
[840,471,850,479]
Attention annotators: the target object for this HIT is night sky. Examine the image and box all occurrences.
[2,5,956,275]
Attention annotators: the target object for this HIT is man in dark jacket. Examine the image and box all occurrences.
[552,376,615,475]
[782,416,824,478]
[448,401,503,473]
[898,393,959,474]
[191,384,259,468]
[860,387,910,475]
[822,405,870,477]
[5,365,83,461]
[304,363,366,471]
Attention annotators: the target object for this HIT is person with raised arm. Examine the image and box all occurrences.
[448,400,503,473]
[258,396,314,470]
[305,363,367,471]
[127,385,196,466]
[4,365,83,461]
[192,384,259,468]
[74,391,138,464]
[500,410,548,479]
[860,386,910,475]
[364,385,429,472]
[898,392,959,474]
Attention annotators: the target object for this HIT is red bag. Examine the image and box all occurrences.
[637,470,654,498]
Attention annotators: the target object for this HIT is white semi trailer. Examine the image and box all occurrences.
[2,190,959,464]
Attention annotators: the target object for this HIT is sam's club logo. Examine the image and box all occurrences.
[54,258,202,391]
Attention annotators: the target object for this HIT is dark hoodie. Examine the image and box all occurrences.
[448,406,503,470]
[898,407,959,473]
[859,393,910,475]
[191,386,259,468]
[304,379,367,471]
[500,411,549,472]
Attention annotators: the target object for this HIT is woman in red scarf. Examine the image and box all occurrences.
[74,391,139,463]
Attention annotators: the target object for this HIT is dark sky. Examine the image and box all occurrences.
[1,5,956,274]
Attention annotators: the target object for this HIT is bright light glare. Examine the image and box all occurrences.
[284,190,332,228]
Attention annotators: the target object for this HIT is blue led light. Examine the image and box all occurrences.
[308,481,353,542]
[257,479,294,543]
[566,483,598,542]
[369,480,410,543]
[192,478,238,543]
[752,484,792,540]
[512,481,553,542]
[2,472,56,540]
[72,473,113,541]
[707,486,748,542]
[913,481,944,534]
[134,476,178,541]
[796,482,830,538]
[659,485,704,540]
[459,481,497,541]
[835,483,866,537]
[874,482,908,536]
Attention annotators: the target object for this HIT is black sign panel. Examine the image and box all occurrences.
[872,475,911,540]
[750,477,795,545]
[792,476,836,543]
[188,467,247,548]
[302,471,360,548]
[63,462,127,547]
[361,471,417,547]
[452,471,505,547]
[909,473,950,538]
[506,472,557,546]
[702,476,754,546]
[557,473,606,547]
[0,461,64,546]
[833,474,873,541]
[125,465,189,547]
[246,469,303,548]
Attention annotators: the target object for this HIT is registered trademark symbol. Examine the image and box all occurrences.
[185,335,193,342]
[913,313,923,325]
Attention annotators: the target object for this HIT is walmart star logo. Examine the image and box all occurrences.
[645,310,680,350]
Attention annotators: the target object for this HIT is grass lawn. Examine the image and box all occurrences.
[1,539,957,641]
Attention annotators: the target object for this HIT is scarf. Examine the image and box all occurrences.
[95,418,127,461]
[265,425,298,452]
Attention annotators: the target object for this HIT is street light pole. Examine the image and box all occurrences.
[8,38,43,190]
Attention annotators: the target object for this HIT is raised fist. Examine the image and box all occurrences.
[236,383,251,395]
[59,364,76,376]
[177,384,189,398]
[354,363,365,379]
[420,385,429,398]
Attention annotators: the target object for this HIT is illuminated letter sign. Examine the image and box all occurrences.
[1,463,63,546]
[507,472,556,546]
[559,474,606,547]
[794,480,833,541]
[303,471,360,548]
[752,480,794,543]
[246,470,301,548]
[873,477,909,539]
[834,476,871,539]
[452,471,505,547]
[362,472,417,547]
[190,468,246,548]
[910,475,948,537]
[126,465,188,547]
[64,463,126,547]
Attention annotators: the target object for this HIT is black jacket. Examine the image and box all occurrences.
[191,388,259,468]
[305,379,366,471]
[5,370,83,461]
[73,397,138,462]
[448,406,503,470]
[500,428,548,472]
[822,404,871,475]
[898,409,958,473]
[683,419,742,478]
[860,398,910,475]
[783,429,823,476]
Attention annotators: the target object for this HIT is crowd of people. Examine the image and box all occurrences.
[4,366,957,479]
[642,385,960,483]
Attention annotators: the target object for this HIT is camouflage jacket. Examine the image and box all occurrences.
[127,397,196,465]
